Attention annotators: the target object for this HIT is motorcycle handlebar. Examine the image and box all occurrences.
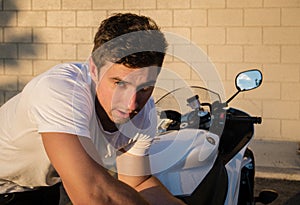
[226,115,262,124]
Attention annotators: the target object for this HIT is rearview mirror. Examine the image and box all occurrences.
[236,69,262,91]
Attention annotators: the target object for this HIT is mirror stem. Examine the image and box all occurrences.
[226,89,241,105]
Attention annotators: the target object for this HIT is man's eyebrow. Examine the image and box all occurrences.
[111,77,156,86]
[110,77,129,83]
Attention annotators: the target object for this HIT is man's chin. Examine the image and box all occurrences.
[112,116,131,125]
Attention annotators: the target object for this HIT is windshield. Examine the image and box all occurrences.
[155,86,221,114]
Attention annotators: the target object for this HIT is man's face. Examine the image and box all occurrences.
[93,61,160,125]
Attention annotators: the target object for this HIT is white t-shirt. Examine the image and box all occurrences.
[0,63,157,193]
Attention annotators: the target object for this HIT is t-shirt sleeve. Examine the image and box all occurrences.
[29,71,93,138]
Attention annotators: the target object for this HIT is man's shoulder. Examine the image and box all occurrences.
[47,62,89,78]
[23,62,92,105]
[31,62,90,88]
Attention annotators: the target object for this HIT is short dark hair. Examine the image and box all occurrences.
[92,13,168,69]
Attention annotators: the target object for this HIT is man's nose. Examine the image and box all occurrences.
[127,92,138,112]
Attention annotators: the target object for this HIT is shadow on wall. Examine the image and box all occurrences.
[0,0,38,105]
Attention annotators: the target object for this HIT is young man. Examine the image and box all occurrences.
[0,13,185,205]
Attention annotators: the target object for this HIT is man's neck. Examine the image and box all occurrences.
[95,97,118,133]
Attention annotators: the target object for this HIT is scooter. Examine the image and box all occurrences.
[149,69,278,205]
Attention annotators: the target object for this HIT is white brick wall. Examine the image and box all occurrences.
[0,0,299,141]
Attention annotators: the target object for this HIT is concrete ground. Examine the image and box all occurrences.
[254,178,300,205]
[250,140,300,181]
[251,140,300,205]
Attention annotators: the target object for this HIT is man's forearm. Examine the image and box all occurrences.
[63,168,150,205]
[136,176,186,205]
[43,134,149,205]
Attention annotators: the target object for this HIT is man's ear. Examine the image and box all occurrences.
[89,57,99,82]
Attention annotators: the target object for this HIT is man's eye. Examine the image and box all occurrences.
[115,81,126,87]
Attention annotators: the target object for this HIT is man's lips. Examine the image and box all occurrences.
[115,109,139,119]
[115,109,131,119]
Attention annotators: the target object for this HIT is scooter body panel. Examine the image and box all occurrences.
[149,129,219,196]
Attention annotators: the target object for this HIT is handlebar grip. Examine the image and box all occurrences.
[226,115,262,124]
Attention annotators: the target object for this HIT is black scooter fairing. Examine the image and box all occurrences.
[218,108,255,164]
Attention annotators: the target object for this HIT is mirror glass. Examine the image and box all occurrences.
[236,69,262,91]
